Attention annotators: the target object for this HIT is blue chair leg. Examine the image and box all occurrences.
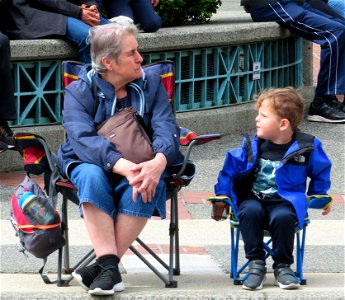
[231,226,241,284]
[296,227,307,285]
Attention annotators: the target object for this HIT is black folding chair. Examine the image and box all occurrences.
[12,60,222,288]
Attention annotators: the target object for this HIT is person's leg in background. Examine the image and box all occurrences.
[249,1,345,123]
[64,17,109,64]
[130,0,162,32]
[306,0,344,19]
[103,0,161,32]
[328,0,345,18]
[102,0,134,20]
[0,32,16,152]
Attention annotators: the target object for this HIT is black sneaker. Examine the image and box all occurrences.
[0,124,14,153]
[307,101,345,123]
[72,262,101,291]
[327,95,345,113]
[242,260,267,290]
[274,264,300,289]
[88,265,125,295]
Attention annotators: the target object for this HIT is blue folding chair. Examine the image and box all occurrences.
[208,194,333,285]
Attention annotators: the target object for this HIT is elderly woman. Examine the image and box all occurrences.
[57,22,180,295]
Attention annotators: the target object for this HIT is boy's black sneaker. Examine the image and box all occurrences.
[72,262,101,291]
[88,265,125,295]
[307,100,345,123]
[242,260,266,290]
[274,264,300,289]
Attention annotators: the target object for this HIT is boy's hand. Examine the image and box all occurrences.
[212,201,229,221]
[322,204,332,215]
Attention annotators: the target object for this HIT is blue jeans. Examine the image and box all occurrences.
[103,0,161,32]
[64,17,109,64]
[70,163,168,220]
[249,0,345,96]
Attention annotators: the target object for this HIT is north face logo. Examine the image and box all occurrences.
[294,155,306,163]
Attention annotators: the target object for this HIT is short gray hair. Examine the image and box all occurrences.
[89,22,138,74]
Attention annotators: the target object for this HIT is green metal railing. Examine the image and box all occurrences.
[10,36,303,127]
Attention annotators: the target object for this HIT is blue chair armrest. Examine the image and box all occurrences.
[307,194,333,210]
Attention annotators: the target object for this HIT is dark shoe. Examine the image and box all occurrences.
[72,262,101,291]
[88,265,125,295]
[0,123,15,152]
[327,95,345,113]
[307,100,345,123]
[242,260,266,290]
[274,264,300,289]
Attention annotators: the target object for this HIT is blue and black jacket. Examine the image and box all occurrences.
[215,131,332,228]
[57,66,181,178]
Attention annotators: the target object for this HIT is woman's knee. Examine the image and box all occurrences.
[71,163,111,188]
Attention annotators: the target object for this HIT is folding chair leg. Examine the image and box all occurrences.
[296,228,307,285]
[171,189,180,276]
[61,193,73,274]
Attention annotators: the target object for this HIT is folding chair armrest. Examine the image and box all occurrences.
[307,194,333,210]
[173,133,222,180]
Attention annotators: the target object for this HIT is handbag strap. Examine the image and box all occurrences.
[87,69,145,118]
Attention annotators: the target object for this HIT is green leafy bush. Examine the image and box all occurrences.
[156,0,222,27]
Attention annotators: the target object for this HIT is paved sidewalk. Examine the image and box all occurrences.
[1,124,344,299]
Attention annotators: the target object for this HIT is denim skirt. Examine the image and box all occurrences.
[70,163,167,220]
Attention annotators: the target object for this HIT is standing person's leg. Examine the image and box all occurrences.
[249,1,345,122]
[130,0,162,32]
[0,32,16,150]
[267,200,299,289]
[238,198,267,290]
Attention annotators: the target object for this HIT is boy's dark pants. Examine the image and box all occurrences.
[238,198,297,269]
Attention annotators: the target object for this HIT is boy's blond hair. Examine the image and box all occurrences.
[255,87,304,131]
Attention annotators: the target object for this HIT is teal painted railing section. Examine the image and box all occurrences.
[10,36,302,127]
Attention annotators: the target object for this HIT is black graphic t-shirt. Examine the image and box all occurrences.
[252,139,293,199]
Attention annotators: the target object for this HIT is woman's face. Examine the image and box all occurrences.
[111,33,143,82]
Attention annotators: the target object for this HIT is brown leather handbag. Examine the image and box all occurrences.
[97,107,154,164]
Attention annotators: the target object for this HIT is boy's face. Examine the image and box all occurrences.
[255,99,284,142]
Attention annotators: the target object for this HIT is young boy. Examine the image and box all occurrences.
[212,87,332,290]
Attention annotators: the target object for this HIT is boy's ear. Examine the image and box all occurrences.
[280,118,290,130]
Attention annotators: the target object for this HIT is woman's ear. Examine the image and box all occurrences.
[101,56,113,71]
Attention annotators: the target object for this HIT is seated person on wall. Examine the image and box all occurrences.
[6,0,109,64]
[103,0,162,33]
[212,88,332,291]
[240,0,345,123]
[0,32,16,152]
[306,0,344,19]
[57,22,181,296]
